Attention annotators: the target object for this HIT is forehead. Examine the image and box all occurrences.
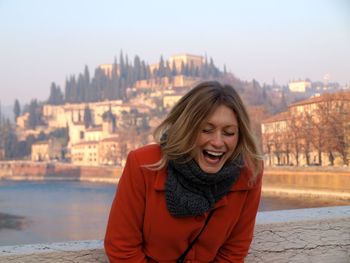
[204,105,238,126]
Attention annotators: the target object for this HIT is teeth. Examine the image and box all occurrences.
[206,151,224,157]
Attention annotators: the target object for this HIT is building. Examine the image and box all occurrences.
[163,92,187,109]
[39,97,154,166]
[168,54,203,73]
[42,99,149,130]
[261,92,350,167]
[261,112,290,166]
[69,109,120,166]
[85,126,103,142]
[71,140,99,166]
[16,112,29,128]
[31,139,62,162]
[172,75,199,88]
[288,80,311,92]
[148,54,203,76]
[68,121,86,148]
[99,136,121,165]
[133,75,199,90]
[134,77,172,90]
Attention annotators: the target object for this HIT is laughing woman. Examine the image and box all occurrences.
[104,81,264,262]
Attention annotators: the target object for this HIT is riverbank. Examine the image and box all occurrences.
[0,161,121,184]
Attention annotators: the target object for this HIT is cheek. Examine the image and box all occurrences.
[227,137,239,150]
[195,134,208,147]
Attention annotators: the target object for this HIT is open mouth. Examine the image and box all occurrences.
[203,150,225,161]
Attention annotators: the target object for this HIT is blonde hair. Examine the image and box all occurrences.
[153,81,263,181]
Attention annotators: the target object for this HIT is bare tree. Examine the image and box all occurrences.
[299,113,314,166]
[288,115,302,166]
[313,93,350,165]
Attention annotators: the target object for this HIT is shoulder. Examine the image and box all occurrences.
[120,144,162,185]
[129,143,162,165]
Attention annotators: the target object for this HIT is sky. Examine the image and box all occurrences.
[1,0,349,106]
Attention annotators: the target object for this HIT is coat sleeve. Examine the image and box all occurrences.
[104,150,148,263]
[213,170,263,263]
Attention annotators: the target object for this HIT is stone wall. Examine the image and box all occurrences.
[262,167,350,199]
[264,167,350,191]
[0,161,121,183]
[1,206,349,263]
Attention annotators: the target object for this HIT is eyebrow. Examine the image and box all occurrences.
[204,122,238,128]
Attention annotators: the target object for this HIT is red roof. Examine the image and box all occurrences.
[289,91,350,108]
[262,111,290,124]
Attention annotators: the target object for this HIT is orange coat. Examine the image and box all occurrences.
[105,144,263,262]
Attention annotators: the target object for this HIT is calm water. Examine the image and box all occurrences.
[0,180,349,246]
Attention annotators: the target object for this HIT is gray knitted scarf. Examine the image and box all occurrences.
[165,156,242,217]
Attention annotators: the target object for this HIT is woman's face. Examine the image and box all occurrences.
[193,105,239,174]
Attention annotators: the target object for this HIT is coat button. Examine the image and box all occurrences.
[195,215,205,221]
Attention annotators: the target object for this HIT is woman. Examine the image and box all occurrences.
[105,81,263,262]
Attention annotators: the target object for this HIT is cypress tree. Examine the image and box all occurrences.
[13,99,21,120]
[134,55,142,80]
[83,105,93,128]
[158,55,165,78]
[28,99,41,129]
[171,60,177,76]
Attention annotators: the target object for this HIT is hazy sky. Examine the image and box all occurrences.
[1,0,349,105]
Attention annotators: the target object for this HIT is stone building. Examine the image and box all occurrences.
[168,54,203,73]
[99,136,121,166]
[163,92,187,109]
[16,112,29,129]
[261,92,350,167]
[134,75,199,90]
[288,80,311,93]
[71,140,99,166]
[31,140,62,162]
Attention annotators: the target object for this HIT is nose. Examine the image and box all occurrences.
[210,132,225,148]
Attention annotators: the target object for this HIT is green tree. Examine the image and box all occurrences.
[171,60,177,76]
[83,105,93,128]
[133,55,142,80]
[13,99,21,120]
[165,61,172,78]
[27,99,42,129]
[0,119,18,159]
[48,82,64,105]
[50,127,68,145]
[158,55,165,78]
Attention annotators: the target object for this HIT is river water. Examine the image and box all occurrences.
[1,180,349,246]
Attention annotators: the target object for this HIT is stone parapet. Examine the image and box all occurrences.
[263,167,350,192]
[1,206,349,263]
